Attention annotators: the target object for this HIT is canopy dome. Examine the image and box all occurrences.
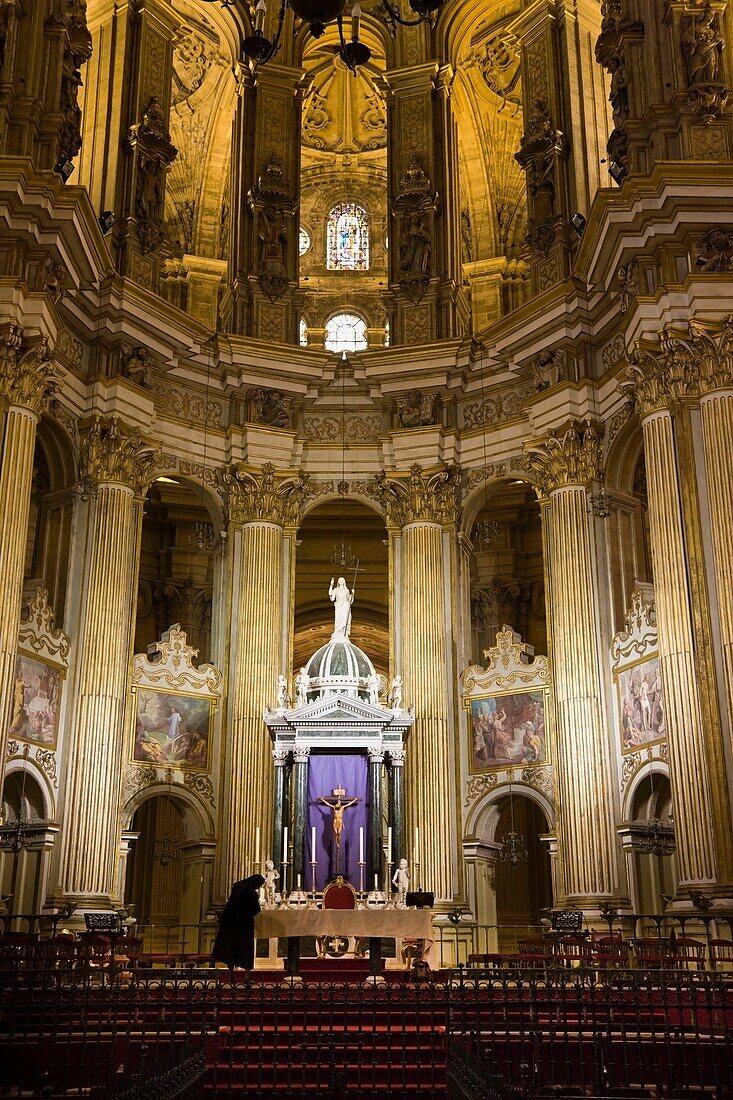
[304,636,377,702]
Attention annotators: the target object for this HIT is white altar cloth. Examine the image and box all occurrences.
[255,908,437,967]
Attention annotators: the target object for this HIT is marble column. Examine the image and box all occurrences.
[388,748,405,867]
[525,421,619,904]
[368,750,384,886]
[377,465,461,903]
[0,331,58,771]
[219,463,308,897]
[291,747,309,887]
[624,338,728,889]
[271,749,290,871]
[57,417,153,905]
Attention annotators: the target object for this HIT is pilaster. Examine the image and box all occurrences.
[56,416,154,906]
[0,328,59,773]
[524,420,620,905]
[376,464,460,902]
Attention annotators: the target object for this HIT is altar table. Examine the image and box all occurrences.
[255,908,437,973]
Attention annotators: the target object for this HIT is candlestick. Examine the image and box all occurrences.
[279,859,290,909]
[385,860,394,909]
[308,860,318,908]
[358,859,365,903]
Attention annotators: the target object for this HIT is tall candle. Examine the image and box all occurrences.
[387,826,392,864]
[359,826,364,863]
[283,826,288,862]
[415,825,419,863]
[254,826,260,868]
[311,825,316,861]
[297,873,301,890]
[374,874,378,891]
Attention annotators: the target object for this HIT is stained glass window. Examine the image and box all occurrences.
[299,227,311,256]
[325,313,368,353]
[327,203,369,271]
[299,318,308,347]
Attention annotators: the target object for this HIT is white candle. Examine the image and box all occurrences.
[387,826,392,864]
[282,826,288,862]
[311,825,316,861]
[415,825,419,863]
[255,826,260,869]
[297,873,301,890]
[359,826,364,863]
[374,874,378,891]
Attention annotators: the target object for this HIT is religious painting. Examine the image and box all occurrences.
[132,687,212,770]
[615,655,666,753]
[8,651,64,748]
[468,689,549,772]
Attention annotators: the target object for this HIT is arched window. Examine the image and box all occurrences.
[325,313,368,353]
[299,318,308,347]
[299,227,311,256]
[327,203,369,271]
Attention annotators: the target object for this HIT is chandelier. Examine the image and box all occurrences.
[499,777,528,865]
[203,0,443,72]
[636,767,675,858]
[0,745,33,855]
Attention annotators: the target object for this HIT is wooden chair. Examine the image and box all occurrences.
[322,876,357,909]
[516,935,553,968]
[552,933,591,968]
[672,936,706,971]
[709,937,733,971]
[591,933,629,970]
[632,936,673,969]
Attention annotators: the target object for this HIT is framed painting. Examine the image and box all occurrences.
[132,687,213,770]
[615,654,666,753]
[467,688,550,773]
[8,650,64,749]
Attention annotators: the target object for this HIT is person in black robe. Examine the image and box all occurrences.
[211,874,265,970]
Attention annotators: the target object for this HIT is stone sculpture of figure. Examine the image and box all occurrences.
[609,55,629,125]
[263,859,279,908]
[392,858,409,908]
[388,675,403,711]
[276,674,290,710]
[367,673,380,706]
[527,155,556,226]
[617,260,640,313]
[329,576,354,639]
[259,205,288,277]
[317,792,360,853]
[682,4,723,86]
[295,667,309,707]
[400,212,431,276]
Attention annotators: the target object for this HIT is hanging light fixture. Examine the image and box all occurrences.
[151,835,182,869]
[201,0,443,73]
[187,521,218,552]
[636,769,675,857]
[499,774,528,865]
[0,745,33,855]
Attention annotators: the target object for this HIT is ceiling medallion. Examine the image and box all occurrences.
[202,0,442,72]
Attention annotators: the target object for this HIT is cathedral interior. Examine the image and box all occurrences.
[1,0,733,1091]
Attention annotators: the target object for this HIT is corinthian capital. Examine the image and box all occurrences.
[523,419,604,494]
[686,316,733,394]
[79,416,155,495]
[225,462,312,527]
[375,463,460,527]
[621,326,701,416]
[0,330,59,414]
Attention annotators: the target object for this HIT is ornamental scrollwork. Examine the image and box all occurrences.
[78,416,156,497]
[124,765,159,797]
[374,463,460,527]
[464,771,499,806]
[35,748,58,788]
[184,771,215,807]
[225,462,312,527]
[523,419,604,495]
[623,316,733,414]
[0,331,60,415]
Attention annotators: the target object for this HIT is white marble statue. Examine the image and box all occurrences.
[263,859,279,907]
[392,858,409,908]
[367,673,380,706]
[388,675,403,711]
[276,674,290,710]
[295,666,309,707]
[329,576,354,639]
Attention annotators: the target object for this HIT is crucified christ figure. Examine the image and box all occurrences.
[317,789,361,873]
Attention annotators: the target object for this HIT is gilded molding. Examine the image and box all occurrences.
[624,317,733,414]
[0,333,59,415]
[523,419,604,494]
[225,462,311,527]
[374,463,460,527]
[79,416,155,495]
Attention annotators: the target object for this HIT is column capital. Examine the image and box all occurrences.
[375,463,460,528]
[622,327,702,416]
[272,748,290,766]
[225,462,312,527]
[368,748,385,765]
[389,747,405,766]
[688,316,733,396]
[79,415,155,495]
[0,330,59,415]
[523,418,603,494]
[293,745,311,764]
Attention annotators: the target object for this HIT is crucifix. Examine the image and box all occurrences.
[317,787,361,875]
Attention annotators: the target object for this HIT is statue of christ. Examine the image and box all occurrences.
[317,788,360,874]
[329,576,354,639]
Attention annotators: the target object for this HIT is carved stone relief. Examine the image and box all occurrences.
[129,97,178,254]
[246,388,290,428]
[514,101,568,255]
[681,3,728,122]
[392,159,436,304]
[248,154,294,302]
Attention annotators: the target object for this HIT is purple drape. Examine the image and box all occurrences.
[307,754,369,890]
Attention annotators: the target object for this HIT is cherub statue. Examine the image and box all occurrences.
[276,675,290,710]
[392,858,410,908]
[263,858,279,908]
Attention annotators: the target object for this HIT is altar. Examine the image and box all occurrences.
[255,907,437,973]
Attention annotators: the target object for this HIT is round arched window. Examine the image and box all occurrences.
[326,203,369,271]
[299,227,311,256]
[299,318,308,347]
[325,313,368,353]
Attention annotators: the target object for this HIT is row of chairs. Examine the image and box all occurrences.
[468,932,733,971]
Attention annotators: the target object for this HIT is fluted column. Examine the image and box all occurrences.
[525,421,619,904]
[377,465,460,903]
[57,418,153,904]
[219,464,308,896]
[0,330,58,771]
[624,349,719,888]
